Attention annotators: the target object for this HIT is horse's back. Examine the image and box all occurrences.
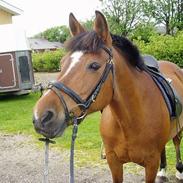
[159,61,183,139]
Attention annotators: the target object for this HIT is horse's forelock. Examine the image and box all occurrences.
[64,31,104,53]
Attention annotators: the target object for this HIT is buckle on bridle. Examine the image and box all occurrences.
[107,59,113,64]
[91,95,96,102]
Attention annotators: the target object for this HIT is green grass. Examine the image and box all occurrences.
[0,93,182,172]
[0,93,38,134]
[0,93,103,166]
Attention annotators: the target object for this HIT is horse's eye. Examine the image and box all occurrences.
[88,62,101,71]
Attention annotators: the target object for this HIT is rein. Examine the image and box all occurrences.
[40,45,114,183]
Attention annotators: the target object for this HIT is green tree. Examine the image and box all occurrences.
[176,0,183,30]
[34,25,70,43]
[142,0,183,34]
[100,0,144,36]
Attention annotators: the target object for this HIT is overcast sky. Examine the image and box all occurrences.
[8,0,101,37]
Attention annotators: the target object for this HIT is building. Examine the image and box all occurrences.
[28,38,63,52]
[0,0,22,25]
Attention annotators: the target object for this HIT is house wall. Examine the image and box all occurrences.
[0,9,12,24]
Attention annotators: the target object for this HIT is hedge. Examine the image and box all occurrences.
[32,49,66,72]
[134,31,183,67]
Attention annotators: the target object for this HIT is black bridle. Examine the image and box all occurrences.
[48,46,114,123]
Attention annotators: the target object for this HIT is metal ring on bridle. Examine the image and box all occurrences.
[69,103,87,121]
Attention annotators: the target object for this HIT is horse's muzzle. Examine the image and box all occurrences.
[32,112,67,139]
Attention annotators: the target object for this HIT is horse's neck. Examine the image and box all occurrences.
[110,51,145,130]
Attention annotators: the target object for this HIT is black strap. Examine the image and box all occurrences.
[102,46,113,59]
[85,62,113,108]
[50,82,84,105]
[50,86,70,122]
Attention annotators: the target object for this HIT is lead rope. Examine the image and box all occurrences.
[39,138,56,183]
[70,117,78,183]
[39,117,78,183]
[43,139,49,183]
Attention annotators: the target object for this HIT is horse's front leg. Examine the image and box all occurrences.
[106,150,123,183]
[145,154,160,183]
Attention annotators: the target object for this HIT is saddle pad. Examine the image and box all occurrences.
[145,67,178,119]
[143,55,159,71]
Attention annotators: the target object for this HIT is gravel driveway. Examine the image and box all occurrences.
[0,133,145,183]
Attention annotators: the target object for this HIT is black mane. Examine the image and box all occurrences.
[111,34,145,70]
[65,32,145,70]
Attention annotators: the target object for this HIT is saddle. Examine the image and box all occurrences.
[143,55,182,119]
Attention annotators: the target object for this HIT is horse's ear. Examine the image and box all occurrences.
[69,13,86,36]
[93,11,112,46]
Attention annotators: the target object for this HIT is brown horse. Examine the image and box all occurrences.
[33,11,183,183]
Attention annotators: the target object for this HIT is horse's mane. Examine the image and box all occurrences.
[65,31,145,70]
[111,34,145,70]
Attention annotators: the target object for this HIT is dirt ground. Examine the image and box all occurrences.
[0,72,178,183]
[0,133,145,183]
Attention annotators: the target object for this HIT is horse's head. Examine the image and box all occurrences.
[33,11,114,138]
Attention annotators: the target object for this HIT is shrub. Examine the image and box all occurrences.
[130,23,157,43]
[134,31,183,67]
[32,49,66,72]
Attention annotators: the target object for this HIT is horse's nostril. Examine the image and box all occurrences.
[32,116,36,124]
[33,115,40,125]
[41,111,54,124]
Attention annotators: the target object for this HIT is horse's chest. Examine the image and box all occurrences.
[115,143,146,165]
